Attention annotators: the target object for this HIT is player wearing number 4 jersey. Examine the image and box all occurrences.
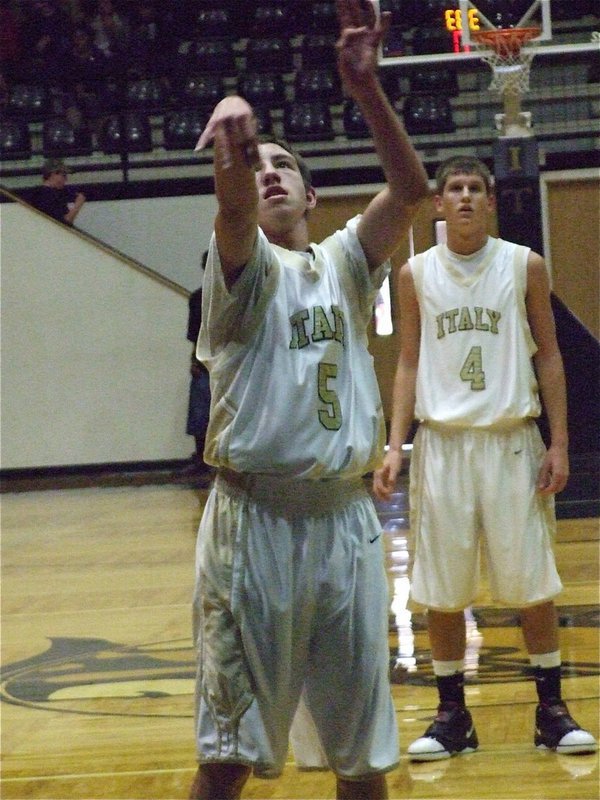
[374,155,597,762]
[188,2,429,798]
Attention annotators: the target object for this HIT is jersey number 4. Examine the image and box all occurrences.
[318,362,342,430]
[460,346,486,390]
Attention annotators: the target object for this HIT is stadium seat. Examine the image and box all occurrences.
[251,3,292,37]
[342,99,369,139]
[163,108,210,151]
[309,2,338,33]
[245,37,295,73]
[195,5,235,37]
[283,100,335,141]
[294,67,342,104]
[42,117,94,157]
[238,72,287,108]
[187,38,236,74]
[7,83,52,122]
[0,119,32,160]
[300,34,337,68]
[100,112,153,154]
[380,69,404,103]
[178,73,225,108]
[126,78,168,113]
[402,94,456,134]
[410,67,459,97]
[253,105,274,135]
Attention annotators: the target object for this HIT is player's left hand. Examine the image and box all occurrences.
[335,0,391,93]
[536,444,569,495]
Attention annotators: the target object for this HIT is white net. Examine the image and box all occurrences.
[473,29,540,96]
[479,51,536,95]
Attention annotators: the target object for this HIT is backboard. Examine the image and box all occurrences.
[378,0,599,67]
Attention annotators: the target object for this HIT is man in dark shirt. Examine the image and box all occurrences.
[30,158,86,225]
[185,251,212,483]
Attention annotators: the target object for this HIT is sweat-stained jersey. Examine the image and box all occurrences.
[196,216,389,479]
[410,237,541,428]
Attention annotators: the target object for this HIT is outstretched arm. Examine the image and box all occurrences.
[526,252,569,495]
[335,0,429,270]
[195,95,262,286]
[373,262,420,499]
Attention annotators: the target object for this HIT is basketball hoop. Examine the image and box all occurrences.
[472,27,540,95]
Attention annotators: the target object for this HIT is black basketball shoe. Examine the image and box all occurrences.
[407,702,479,761]
[534,701,597,754]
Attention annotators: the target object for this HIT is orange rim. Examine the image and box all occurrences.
[472,27,541,55]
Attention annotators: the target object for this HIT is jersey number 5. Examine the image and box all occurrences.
[460,346,486,390]
[318,362,342,430]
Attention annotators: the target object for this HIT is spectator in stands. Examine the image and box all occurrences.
[29,158,86,226]
[0,0,22,82]
[89,0,129,64]
[62,24,110,118]
[23,0,73,85]
[126,0,176,81]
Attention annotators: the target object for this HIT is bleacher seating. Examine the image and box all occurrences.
[293,67,342,104]
[283,100,335,141]
[402,94,456,134]
[100,112,153,154]
[163,108,210,151]
[238,72,287,109]
[7,83,52,122]
[0,1,596,167]
[42,117,94,158]
[245,37,295,73]
[0,119,32,161]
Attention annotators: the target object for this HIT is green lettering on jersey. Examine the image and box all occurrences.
[474,306,489,331]
[331,305,345,346]
[445,308,460,333]
[312,305,336,342]
[458,307,474,331]
[487,309,501,334]
[436,313,446,339]
[289,309,310,349]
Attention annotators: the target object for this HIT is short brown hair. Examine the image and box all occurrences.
[435,156,492,195]
[42,158,69,179]
[257,135,313,192]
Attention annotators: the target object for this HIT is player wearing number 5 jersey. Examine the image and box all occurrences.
[374,155,596,763]
[199,219,388,478]
[188,3,429,798]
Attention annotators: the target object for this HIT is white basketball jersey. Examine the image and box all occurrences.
[411,237,541,427]
[197,217,389,478]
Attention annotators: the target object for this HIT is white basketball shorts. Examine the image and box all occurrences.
[409,421,563,610]
[192,470,399,779]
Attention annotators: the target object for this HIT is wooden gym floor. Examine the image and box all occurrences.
[1,479,598,800]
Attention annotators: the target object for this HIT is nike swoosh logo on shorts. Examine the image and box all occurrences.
[369,533,381,543]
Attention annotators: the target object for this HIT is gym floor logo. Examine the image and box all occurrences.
[0,605,597,716]
[0,637,196,718]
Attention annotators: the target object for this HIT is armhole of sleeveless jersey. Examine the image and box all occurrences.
[409,252,426,295]
[513,243,536,353]
[512,243,530,307]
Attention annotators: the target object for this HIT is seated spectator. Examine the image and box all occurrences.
[0,0,22,82]
[126,0,177,81]
[22,0,73,85]
[62,24,110,117]
[88,0,129,70]
[28,158,86,226]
